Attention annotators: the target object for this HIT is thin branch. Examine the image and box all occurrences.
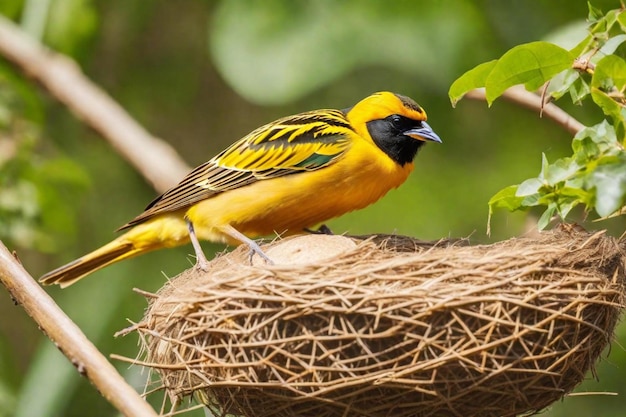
[0,15,190,193]
[465,85,585,136]
[0,242,159,417]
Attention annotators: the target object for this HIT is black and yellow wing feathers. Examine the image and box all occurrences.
[121,109,353,229]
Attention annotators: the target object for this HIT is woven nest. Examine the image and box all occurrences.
[132,224,626,417]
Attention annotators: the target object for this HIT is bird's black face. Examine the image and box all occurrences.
[367,115,441,166]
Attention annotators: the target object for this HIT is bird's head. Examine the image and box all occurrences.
[345,91,442,166]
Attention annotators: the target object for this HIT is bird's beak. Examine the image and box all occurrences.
[403,122,442,143]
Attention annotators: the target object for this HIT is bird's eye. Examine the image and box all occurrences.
[387,114,406,130]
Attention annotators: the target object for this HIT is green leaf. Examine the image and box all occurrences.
[487,185,524,236]
[574,120,617,145]
[559,186,592,206]
[591,87,621,116]
[587,2,604,23]
[537,204,557,230]
[595,34,626,58]
[618,9,626,32]
[589,6,618,37]
[489,185,525,211]
[589,161,626,216]
[448,60,497,106]
[542,157,581,185]
[555,199,578,218]
[601,9,620,34]
[572,136,600,162]
[484,42,574,104]
[573,120,622,158]
[538,152,550,181]
[516,178,543,197]
[568,76,591,103]
[591,88,626,141]
[587,56,626,140]
[546,68,581,100]
[591,55,626,91]
[521,192,542,208]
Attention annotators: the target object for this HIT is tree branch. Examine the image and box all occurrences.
[0,15,190,193]
[0,242,159,417]
[465,85,585,136]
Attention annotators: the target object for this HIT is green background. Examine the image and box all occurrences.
[1,1,625,416]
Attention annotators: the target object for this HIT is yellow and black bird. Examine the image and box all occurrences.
[40,91,441,287]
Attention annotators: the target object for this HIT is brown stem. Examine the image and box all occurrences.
[0,15,190,193]
[0,242,158,417]
[465,85,585,136]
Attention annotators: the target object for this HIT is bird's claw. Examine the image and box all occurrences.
[247,243,274,265]
[195,255,210,271]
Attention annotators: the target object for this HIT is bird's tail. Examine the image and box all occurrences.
[39,238,147,288]
[40,215,190,288]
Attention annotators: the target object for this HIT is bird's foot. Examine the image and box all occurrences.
[186,219,210,271]
[304,224,334,235]
[194,254,210,272]
[218,224,274,265]
[246,240,274,266]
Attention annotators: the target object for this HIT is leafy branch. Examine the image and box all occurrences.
[449,3,626,230]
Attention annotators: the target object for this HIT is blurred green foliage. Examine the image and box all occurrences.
[0,1,625,417]
[210,0,488,104]
[0,65,90,252]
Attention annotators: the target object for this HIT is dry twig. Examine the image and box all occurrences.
[0,242,159,417]
[465,85,585,136]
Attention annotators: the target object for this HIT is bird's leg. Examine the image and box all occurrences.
[219,224,274,265]
[304,224,334,235]
[186,219,210,271]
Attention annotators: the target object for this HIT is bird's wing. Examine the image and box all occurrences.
[120,109,353,229]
